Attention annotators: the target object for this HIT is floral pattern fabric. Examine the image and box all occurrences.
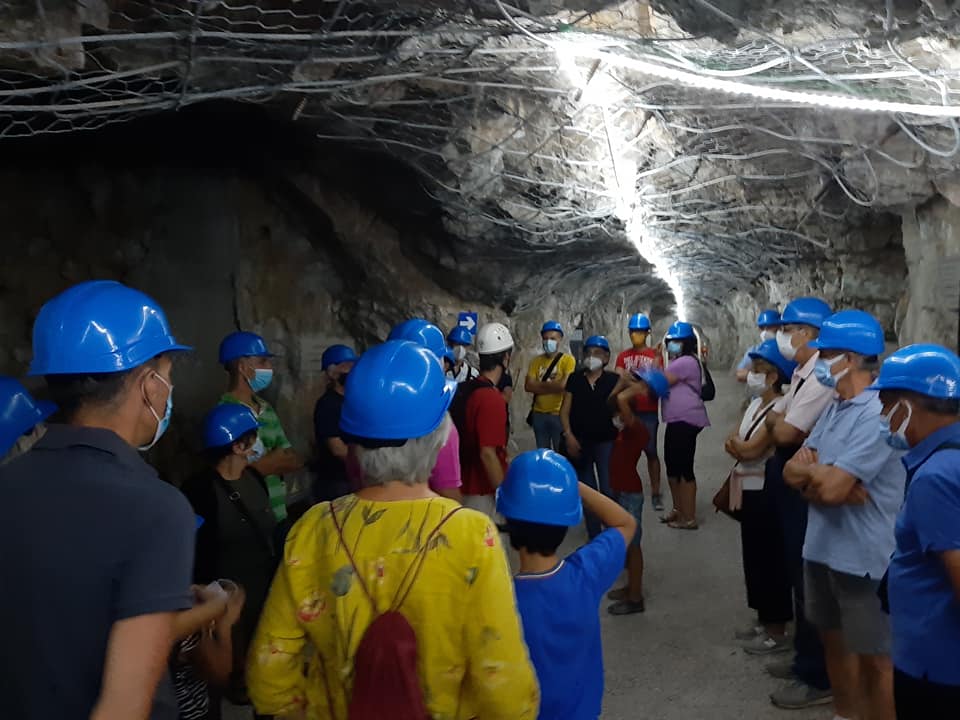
[246,495,539,720]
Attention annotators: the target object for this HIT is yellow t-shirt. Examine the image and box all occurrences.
[247,495,540,720]
[527,353,576,414]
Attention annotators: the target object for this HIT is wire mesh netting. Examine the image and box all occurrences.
[3,0,960,304]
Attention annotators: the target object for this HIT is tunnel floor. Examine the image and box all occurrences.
[225,374,826,720]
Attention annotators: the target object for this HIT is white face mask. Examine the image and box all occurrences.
[760,330,775,343]
[746,372,769,397]
[247,436,266,463]
[543,338,559,354]
[776,329,798,361]
[584,356,604,372]
[452,345,467,362]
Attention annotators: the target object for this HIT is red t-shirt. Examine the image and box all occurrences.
[610,422,650,493]
[615,348,662,413]
[461,378,508,496]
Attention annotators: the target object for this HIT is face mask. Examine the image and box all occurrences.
[452,345,467,361]
[247,367,273,393]
[584,356,604,372]
[630,332,648,349]
[138,373,173,452]
[814,354,847,389]
[543,339,558,354]
[776,329,797,361]
[666,341,682,356]
[880,401,913,450]
[746,372,768,397]
[247,436,266,463]
[760,330,775,343]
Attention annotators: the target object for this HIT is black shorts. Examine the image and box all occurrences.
[663,421,701,481]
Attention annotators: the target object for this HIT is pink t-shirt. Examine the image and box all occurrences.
[429,424,462,491]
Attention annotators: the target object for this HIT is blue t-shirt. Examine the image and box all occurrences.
[889,422,960,685]
[513,528,626,720]
[802,389,906,579]
[0,425,195,719]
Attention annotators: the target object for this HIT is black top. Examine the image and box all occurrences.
[313,390,351,501]
[564,370,620,443]
[0,424,194,720]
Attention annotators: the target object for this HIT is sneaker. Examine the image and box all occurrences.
[734,623,765,641]
[651,494,665,512]
[765,659,796,680]
[742,633,791,656]
[770,680,832,709]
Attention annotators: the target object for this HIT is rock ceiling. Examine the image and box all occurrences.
[3,0,960,317]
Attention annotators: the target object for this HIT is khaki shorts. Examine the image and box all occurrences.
[804,560,891,655]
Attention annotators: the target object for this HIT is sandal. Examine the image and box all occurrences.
[667,519,699,530]
[608,598,646,615]
[659,509,680,524]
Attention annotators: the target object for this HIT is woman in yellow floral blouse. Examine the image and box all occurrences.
[247,340,539,720]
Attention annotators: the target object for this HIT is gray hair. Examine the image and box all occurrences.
[356,413,452,487]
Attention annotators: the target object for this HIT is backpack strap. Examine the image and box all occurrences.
[329,501,465,614]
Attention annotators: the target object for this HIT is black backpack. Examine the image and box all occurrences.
[697,357,716,402]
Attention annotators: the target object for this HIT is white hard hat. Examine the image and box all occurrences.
[477,322,514,355]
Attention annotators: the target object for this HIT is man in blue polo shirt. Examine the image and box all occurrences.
[872,344,960,719]
[0,281,195,720]
[785,310,905,720]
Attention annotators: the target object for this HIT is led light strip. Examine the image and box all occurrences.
[557,42,960,118]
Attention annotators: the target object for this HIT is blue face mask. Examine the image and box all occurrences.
[248,368,274,393]
[880,401,912,451]
[813,354,847,389]
[138,373,173,452]
[666,341,682,355]
[543,339,558,354]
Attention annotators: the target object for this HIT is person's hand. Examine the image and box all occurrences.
[724,436,739,459]
[793,447,818,466]
[565,433,582,458]
[845,484,870,505]
[619,410,635,428]
[223,584,247,627]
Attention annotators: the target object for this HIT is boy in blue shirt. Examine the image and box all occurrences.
[497,449,636,720]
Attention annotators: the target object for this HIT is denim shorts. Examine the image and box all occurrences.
[634,412,659,458]
[617,492,644,547]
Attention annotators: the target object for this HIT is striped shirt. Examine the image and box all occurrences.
[172,633,209,720]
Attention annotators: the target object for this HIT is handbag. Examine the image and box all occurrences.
[526,352,565,426]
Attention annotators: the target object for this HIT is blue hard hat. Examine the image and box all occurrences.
[219,331,275,365]
[321,344,357,370]
[583,335,610,352]
[0,377,56,457]
[388,319,449,361]
[447,326,474,347]
[541,321,564,337]
[203,403,261,449]
[811,310,885,356]
[665,321,695,340]
[631,368,670,399]
[496,449,583,527]
[340,340,456,441]
[757,309,782,328]
[749,338,798,380]
[29,280,191,376]
[870,344,960,399]
[781,297,832,329]
[628,313,651,332]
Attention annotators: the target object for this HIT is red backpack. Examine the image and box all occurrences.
[330,503,464,720]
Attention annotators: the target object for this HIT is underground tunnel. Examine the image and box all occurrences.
[4,2,960,719]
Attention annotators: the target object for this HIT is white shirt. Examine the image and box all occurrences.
[772,352,836,434]
[450,362,478,383]
[735,397,778,491]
